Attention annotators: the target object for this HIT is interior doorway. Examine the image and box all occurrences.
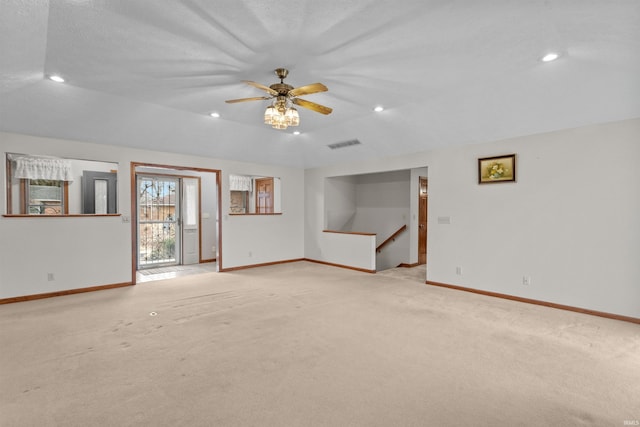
[130,162,221,284]
[418,176,427,265]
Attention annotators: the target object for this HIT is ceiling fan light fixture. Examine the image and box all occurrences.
[226,68,332,130]
[264,106,277,124]
[271,114,288,130]
[284,107,299,126]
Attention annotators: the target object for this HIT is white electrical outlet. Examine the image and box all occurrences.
[522,276,531,286]
[456,266,462,275]
[47,273,55,281]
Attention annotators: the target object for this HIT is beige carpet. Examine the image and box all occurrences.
[1,261,639,426]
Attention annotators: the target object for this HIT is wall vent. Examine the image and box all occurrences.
[327,139,361,150]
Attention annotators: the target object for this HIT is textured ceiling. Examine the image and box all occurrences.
[1,1,639,168]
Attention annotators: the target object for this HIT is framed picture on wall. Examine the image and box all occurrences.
[478,154,516,184]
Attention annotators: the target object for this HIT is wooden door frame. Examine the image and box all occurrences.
[130,162,222,285]
[418,176,428,265]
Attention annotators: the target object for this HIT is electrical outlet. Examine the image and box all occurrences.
[522,276,531,286]
[47,273,55,281]
[456,266,462,275]
[248,251,252,257]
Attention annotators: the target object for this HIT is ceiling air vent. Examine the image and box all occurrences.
[327,139,361,150]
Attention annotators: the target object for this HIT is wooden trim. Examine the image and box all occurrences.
[132,162,220,174]
[19,178,26,214]
[219,258,304,272]
[322,230,376,236]
[63,181,69,214]
[195,175,203,264]
[376,224,407,252]
[130,162,138,284]
[304,258,376,274]
[426,281,640,325]
[228,212,283,216]
[5,156,12,214]
[3,214,121,218]
[0,282,133,305]
[216,170,222,271]
[200,258,216,264]
[398,262,420,268]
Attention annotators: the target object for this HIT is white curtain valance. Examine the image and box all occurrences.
[229,174,252,192]
[8,154,74,181]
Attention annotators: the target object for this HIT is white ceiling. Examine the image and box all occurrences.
[1,1,639,168]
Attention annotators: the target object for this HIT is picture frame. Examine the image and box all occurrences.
[478,154,516,184]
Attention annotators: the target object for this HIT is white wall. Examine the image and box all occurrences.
[0,132,305,299]
[306,118,640,318]
[324,175,357,230]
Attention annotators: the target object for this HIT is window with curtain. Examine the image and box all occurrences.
[5,153,119,216]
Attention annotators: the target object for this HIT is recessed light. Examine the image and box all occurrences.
[373,106,384,112]
[48,75,65,83]
[293,131,300,135]
[541,52,559,62]
[209,112,220,118]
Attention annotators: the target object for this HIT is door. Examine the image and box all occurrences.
[182,177,200,265]
[82,171,117,214]
[137,175,180,268]
[418,176,428,265]
[255,177,274,214]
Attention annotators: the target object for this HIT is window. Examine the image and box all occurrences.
[4,153,119,216]
[23,179,69,215]
[230,190,249,214]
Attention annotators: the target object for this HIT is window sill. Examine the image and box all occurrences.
[3,214,122,218]
[228,213,283,216]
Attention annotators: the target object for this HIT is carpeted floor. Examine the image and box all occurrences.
[1,261,639,426]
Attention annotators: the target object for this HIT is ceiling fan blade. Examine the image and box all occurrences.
[225,96,272,104]
[242,80,279,96]
[288,83,328,97]
[292,98,333,115]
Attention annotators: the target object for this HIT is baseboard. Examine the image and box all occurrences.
[304,258,376,274]
[200,258,216,264]
[219,258,305,272]
[0,282,133,305]
[398,263,420,268]
[426,280,640,325]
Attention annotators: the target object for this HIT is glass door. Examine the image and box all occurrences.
[137,175,180,268]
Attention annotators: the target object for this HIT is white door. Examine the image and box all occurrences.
[182,178,200,265]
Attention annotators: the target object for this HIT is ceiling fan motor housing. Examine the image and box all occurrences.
[269,83,294,96]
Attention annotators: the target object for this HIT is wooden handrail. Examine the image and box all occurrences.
[376,225,407,253]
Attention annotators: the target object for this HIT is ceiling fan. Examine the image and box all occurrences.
[225,68,332,129]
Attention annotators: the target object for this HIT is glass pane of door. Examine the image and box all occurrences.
[137,176,180,268]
